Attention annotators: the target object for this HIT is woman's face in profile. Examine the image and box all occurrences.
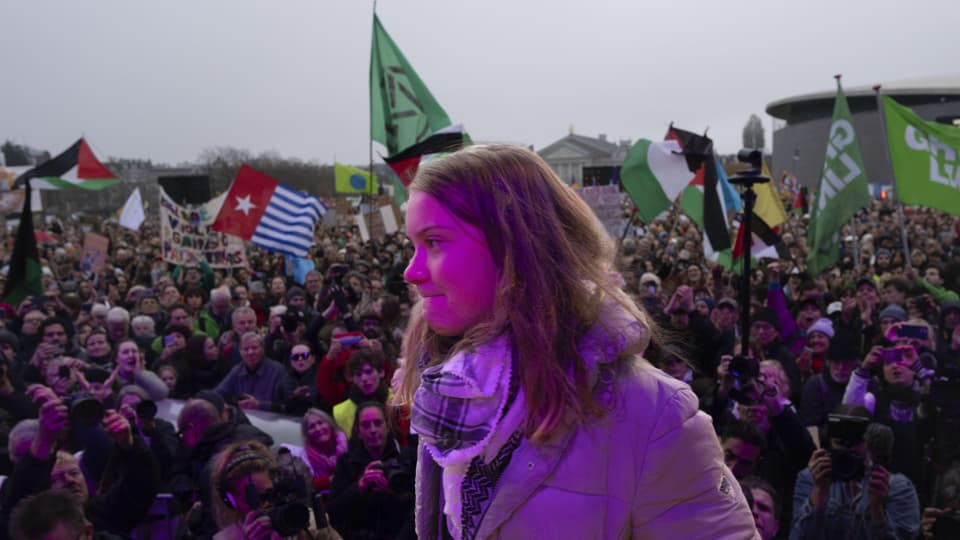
[403,191,499,336]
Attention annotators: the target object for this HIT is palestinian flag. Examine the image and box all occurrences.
[792,186,809,216]
[14,138,120,190]
[732,214,790,265]
[1,180,42,306]
[620,138,695,223]
[666,126,733,262]
[383,125,468,186]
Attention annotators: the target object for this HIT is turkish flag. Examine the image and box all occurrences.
[212,165,277,240]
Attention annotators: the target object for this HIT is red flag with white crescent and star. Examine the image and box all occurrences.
[212,165,276,240]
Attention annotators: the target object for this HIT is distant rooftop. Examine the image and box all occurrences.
[767,74,960,120]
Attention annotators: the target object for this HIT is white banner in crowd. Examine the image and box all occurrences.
[160,189,248,268]
[0,166,43,214]
[578,184,627,238]
[119,187,145,231]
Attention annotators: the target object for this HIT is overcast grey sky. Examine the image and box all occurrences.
[3,0,957,167]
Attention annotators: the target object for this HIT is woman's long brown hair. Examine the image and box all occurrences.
[397,145,665,443]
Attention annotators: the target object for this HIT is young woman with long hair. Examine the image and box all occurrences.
[396,145,756,539]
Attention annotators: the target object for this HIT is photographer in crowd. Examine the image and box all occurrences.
[0,384,160,539]
[790,405,919,539]
[209,440,340,540]
[327,401,415,540]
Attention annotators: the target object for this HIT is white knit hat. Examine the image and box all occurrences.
[807,317,835,338]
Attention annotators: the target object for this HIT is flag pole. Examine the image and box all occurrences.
[367,0,378,214]
[872,84,912,269]
[615,208,637,258]
[849,216,860,270]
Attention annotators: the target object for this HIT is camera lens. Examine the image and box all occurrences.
[69,396,105,426]
[268,503,310,537]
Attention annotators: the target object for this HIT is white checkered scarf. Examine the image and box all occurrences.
[411,297,649,468]
[411,334,515,468]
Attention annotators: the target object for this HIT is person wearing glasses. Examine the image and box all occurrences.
[283,342,330,417]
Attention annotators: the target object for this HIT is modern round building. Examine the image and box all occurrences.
[766,75,960,188]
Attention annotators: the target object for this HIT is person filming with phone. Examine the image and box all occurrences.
[842,320,932,488]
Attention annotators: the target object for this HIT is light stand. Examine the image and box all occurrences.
[728,149,770,355]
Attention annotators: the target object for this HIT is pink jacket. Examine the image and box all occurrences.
[415,360,759,539]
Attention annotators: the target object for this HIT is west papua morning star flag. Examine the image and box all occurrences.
[212,165,326,257]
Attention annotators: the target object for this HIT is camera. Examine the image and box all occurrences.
[727,149,770,188]
[245,470,310,537]
[728,355,761,405]
[878,348,904,364]
[62,392,105,426]
[932,509,960,539]
[325,263,350,286]
[135,399,158,422]
[281,310,305,334]
[826,414,869,481]
[894,323,929,342]
[379,456,414,492]
[829,450,865,482]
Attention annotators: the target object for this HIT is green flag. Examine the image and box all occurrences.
[371,14,452,155]
[2,181,43,306]
[806,80,870,275]
[883,96,960,215]
[392,175,407,207]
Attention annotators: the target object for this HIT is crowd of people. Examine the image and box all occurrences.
[0,154,957,539]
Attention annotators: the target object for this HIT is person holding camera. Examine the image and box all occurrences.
[0,384,160,539]
[266,307,307,365]
[327,401,415,540]
[843,334,927,488]
[116,385,178,479]
[710,350,815,531]
[790,405,920,540]
[209,440,341,540]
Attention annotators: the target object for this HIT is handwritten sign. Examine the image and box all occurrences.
[81,232,110,274]
[578,185,626,237]
[160,190,247,268]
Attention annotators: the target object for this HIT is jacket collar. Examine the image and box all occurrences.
[415,296,645,539]
[474,427,578,539]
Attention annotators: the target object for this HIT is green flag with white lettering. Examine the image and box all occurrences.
[806,80,870,276]
[883,96,960,215]
[371,14,452,155]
